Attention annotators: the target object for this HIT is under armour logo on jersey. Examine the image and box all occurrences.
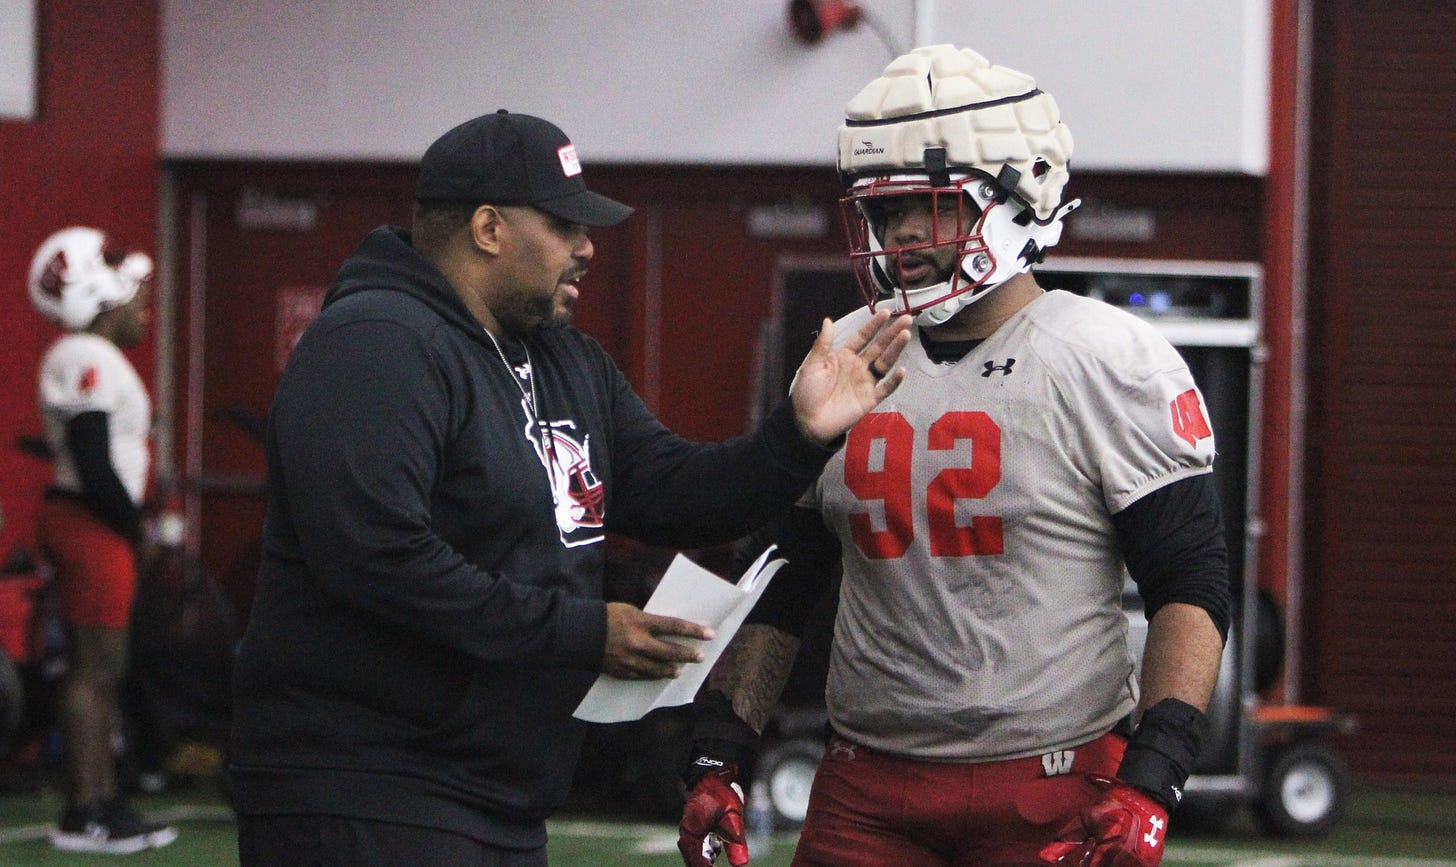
[829,741,857,761]
[1143,815,1166,848]
[1040,749,1075,776]
[981,358,1016,377]
[1170,388,1213,446]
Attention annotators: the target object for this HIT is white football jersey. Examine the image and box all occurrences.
[813,290,1216,761]
[38,333,152,505]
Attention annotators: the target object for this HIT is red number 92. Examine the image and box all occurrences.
[843,411,1004,560]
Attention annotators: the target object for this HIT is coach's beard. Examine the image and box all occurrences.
[552,284,576,324]
[552,268,586,324]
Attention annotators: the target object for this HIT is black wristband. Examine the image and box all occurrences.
[683,690,759,787]
[1116,697,1209,812]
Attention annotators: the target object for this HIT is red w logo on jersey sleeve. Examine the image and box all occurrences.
[1170,389,1211,446]
[77,366,99,395]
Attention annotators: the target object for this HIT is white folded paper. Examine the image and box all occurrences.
[573,546,784,724]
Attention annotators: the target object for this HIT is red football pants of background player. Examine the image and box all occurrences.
[791,731,1127,867]
[36,496,138,629]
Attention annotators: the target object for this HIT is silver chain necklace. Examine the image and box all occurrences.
[483,328,559,505]
[483,328,538,417]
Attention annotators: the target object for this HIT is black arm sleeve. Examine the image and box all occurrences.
[66,410,142,543]
[741,503,841,637]
[1112,473,1231,644]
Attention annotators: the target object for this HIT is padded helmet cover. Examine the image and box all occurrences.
[838,44,1073,221]
[836,45,1079,324]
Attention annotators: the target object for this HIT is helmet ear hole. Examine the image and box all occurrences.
[1032,158,1050,180]
[101,239,129,268]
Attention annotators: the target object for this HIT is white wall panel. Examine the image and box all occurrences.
[162,0,1268,173]
[0,0,36,120]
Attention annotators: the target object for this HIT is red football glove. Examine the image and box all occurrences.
[1039,775,1169,867]
[678,765,749,866]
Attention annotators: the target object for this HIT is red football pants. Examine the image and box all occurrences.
[791,731,1127,867]
[36,496,138,629]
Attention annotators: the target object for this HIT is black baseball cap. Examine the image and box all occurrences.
[415,110,633,227]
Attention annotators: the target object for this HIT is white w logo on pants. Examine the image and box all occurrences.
[1040,750,1075,776]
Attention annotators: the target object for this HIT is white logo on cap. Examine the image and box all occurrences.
[557,144,582,178]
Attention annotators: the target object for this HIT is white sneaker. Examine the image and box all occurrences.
[50,798,179,855]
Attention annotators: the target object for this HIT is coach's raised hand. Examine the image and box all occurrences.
[789,309,912,445]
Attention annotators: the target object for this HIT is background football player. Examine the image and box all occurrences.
[30,227,178,854]
[678,45,1230,867]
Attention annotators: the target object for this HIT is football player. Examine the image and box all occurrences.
[31,227,179,854]
[678,45,1230,867]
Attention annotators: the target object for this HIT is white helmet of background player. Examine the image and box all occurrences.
[29,226,153,331]
[838,45,1080,325]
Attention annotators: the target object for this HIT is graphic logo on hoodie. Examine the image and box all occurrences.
[541,419,602,550]
[527,416,605,548]
[502,351,604,549]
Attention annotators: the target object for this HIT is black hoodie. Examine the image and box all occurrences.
[229,227,833,848]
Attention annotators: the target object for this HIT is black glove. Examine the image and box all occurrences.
[678,691,760,866]
[682,691,759,787]
[1116,697,1209,812]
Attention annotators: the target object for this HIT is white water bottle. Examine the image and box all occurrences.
[746,778,774,857]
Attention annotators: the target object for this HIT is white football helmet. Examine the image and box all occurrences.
[837,45,1080,325]
[29,227,152,331]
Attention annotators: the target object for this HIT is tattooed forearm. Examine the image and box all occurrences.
[708,623,802,732]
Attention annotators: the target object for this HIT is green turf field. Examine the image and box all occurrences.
[1,782,1453,866]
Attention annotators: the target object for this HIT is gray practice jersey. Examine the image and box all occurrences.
[810,289,1217,761]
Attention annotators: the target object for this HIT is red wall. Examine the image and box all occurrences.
[0,1,160,563]
[1303,0,1456,781]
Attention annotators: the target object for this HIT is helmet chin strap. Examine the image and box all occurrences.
[912,280,997,326]
[909,262,1022,326]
